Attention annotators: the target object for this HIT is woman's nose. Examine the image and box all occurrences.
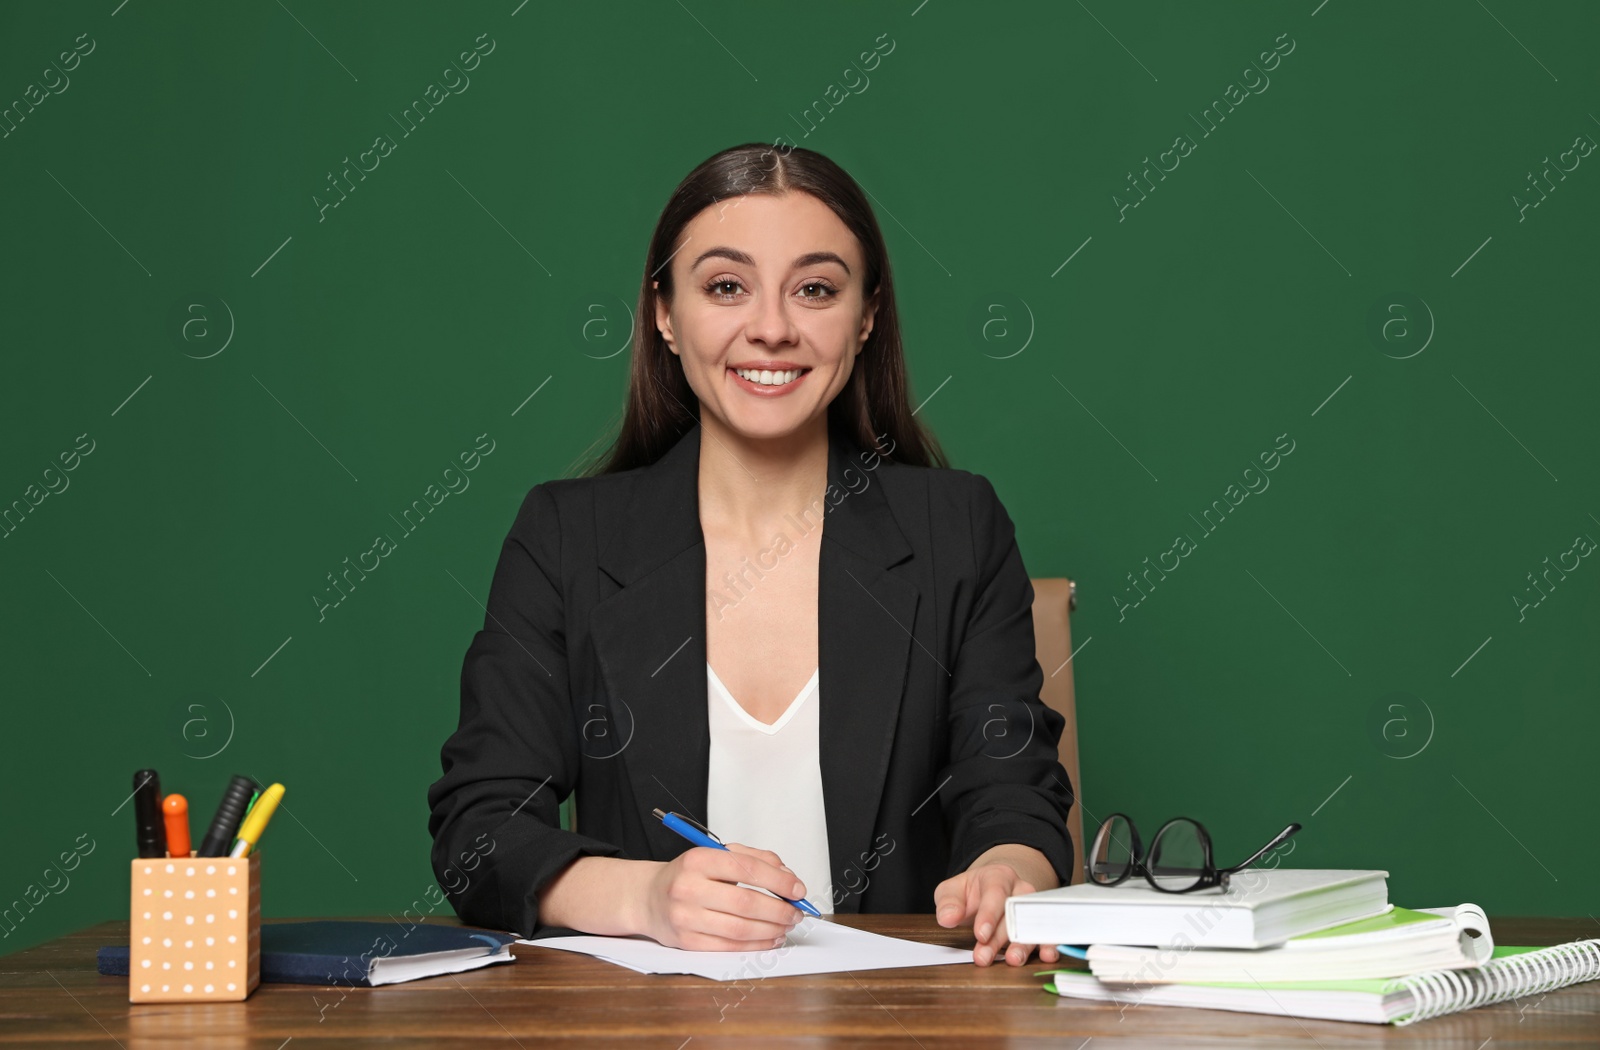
[744,288,798,346]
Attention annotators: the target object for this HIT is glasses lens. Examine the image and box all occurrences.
[1089,815,1135,884]
[1148,819,1207,891]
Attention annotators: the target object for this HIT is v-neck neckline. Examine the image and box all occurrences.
[707,663,819,735]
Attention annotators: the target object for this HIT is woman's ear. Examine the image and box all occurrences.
[857,291,879,352]
[653,286,678,356]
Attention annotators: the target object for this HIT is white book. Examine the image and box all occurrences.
[1086,904,1492,983]
[1005,869,1389,950]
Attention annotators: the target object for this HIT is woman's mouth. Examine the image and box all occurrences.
[728,366,811,395]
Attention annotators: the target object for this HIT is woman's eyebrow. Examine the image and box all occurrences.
[689,246,851,276]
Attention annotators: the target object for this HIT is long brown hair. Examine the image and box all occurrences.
[582,142,949,475]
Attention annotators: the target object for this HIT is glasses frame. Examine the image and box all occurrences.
[1086,813,1301,893]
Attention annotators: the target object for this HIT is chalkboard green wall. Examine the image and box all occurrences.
[3,0,1595,956]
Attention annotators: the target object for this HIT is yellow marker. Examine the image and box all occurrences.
[229,783,285,858]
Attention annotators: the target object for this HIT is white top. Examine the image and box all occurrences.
[704,663,833,915]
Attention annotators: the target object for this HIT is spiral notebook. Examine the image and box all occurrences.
[1041,939,1600,1025]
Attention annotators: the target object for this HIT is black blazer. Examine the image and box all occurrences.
[427,423,1076,936]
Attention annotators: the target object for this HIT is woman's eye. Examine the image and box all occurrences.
[706,280,836,300]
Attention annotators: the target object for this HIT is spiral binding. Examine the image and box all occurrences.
[1391,939,1600,1025]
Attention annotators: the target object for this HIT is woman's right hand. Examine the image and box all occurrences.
[639,843,808,951]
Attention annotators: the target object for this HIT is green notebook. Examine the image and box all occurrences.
[1079,904,1493,984]
[1042,940,1600,1025]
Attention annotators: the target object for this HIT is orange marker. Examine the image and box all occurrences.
[162,794,191,858]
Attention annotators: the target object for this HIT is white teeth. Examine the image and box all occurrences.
[734,368,803,386]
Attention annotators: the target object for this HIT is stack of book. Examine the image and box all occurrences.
[1006,869,1600,1026]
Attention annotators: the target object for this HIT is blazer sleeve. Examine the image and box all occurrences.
[937,472,1077,885]
[426,483,623,935]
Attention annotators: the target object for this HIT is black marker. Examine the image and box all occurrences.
[197,775,259,858]
[133,769,166,859]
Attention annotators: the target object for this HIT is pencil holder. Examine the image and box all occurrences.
[128,853,261,1003]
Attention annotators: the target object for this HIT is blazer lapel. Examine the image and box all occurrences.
[816,431,917,912]
[589,423,921,909]
[591,425,710,860]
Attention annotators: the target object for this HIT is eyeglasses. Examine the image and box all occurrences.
[1086,813,1301,893]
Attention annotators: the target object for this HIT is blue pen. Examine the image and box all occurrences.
[651,808,823,918]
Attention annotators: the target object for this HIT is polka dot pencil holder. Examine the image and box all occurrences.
[128,853,261,1002]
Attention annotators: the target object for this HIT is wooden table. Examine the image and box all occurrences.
[1,915,1595,1047]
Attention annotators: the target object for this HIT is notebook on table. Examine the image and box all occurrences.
[99,920,517,987]
[1005,869,1390,950]
[1084,904,1492,983]
[1041,939,1600,1025]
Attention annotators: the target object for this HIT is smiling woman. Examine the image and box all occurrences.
[428,143,1077,969]
[655,193,876,453]
[600,144,941,473]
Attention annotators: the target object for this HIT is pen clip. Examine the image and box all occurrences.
[678,812,723,846]
[656,809,724,847]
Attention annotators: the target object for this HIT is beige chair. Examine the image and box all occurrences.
[1030,578,1084,884]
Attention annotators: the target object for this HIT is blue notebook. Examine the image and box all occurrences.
[98,920,517,987]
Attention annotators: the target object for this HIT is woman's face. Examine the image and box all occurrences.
[654,191,877,443]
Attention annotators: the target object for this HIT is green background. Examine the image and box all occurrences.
[2,0,1595,957]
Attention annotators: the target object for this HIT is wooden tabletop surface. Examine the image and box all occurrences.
[1,914,1596,1047]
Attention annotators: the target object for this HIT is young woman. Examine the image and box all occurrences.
[428,143,1075,967]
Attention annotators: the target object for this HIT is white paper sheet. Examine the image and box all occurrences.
[519,916,972,980]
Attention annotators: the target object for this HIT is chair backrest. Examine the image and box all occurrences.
[1030,578,1084,884]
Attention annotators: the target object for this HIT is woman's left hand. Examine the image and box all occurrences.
[933,844,1060,967]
